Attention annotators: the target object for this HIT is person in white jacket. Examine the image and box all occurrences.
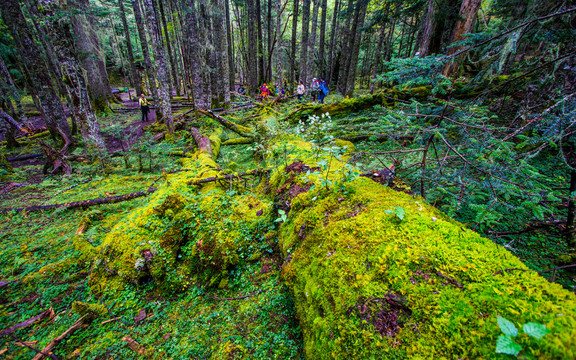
[297,81,306,101]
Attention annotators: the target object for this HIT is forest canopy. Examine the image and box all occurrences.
[1,0,576,358]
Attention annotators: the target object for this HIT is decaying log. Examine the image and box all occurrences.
[0,308,54,337]
[197,109,254,138]
[190,127,213,155]
[0,187,156,214]
[121,336,146,355]
[187,168,271,186]
[31,316,89,360]
[7,153,43,162]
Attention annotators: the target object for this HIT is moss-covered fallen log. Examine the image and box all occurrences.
[265,138,576,359]
[68,121,575,358]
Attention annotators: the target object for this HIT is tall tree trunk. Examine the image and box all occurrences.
[417,0,435,57]
[307,0,320,81]
[246,0,259,94]
[274,0,283,90]
[159,0,179,96]
[369,25,386,93]
[212,0,231,107]
[132,0,159,105]
[224,0,235,91]
[327,0,340,87]
[52,3,108,153]
[344,0,368,96]
[289,0,300,92]
[71,0,112,112]
[298,0,311,85]
[256,0,265,83]
[143,0,173,131]
[318,0,328,76]
[0,57,29,128]
[0,0,72,144]
[119,0,142,96]
[182,0,206,108]
[267,0,273,80]
[336,0,354,93]
[443,0,482,77]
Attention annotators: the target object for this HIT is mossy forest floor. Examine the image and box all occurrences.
[0,91,575,359]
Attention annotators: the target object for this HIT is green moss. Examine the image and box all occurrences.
[72,301,107,319]
[270,148,576,359]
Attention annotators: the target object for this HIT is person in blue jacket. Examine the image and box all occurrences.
[318,77,329,104]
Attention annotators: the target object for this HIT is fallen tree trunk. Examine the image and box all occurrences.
[7,153,43,162]
[197,109,255,138]
[0,308,54,337]
[0,188,156,214]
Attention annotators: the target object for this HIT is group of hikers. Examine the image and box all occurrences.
[297,77,329,103]
[237,77,330,103]
[139,78,331,122]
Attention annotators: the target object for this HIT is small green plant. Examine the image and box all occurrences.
[495,316,550,357]
[276,209,288,223]
[384,206,405,221]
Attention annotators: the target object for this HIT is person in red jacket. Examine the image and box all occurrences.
[260,83,270,100]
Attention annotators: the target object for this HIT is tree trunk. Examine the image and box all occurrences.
[143,0,173,131]
[71,0,112,112]
[246,0,259,94]
[318,0,328,76]
[132,0,159,105]
[344,0,368,96]
[336,0,354,93]
[275,0,283,90]
[327,0,340,87]
[52,4,107,153]
[182,0,207,108]
[369,25,386,93]
[0,0,72,144]
[256,0,265,82]
[212,0,231,107]
[224,0,235,91]
[289,0,300,92]
[119,0,142,96]
[0,57,29,128]
[417,0,435,57]
[307,0,321,81]
[159,0,179,96]
[298,0,311,85]
[443,0,482,77]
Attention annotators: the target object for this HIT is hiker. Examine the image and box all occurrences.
[297,81,305,101]
[238,84,246,95]
[139,93,151,122]
[318,78,329,104]
[310,78,320,102]
[260,83,270,100]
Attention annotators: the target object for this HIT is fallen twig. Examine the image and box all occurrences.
[0,308,54,337]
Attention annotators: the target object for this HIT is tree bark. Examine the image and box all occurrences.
[158,0,179,96]
[298,0,311,85]
[246,0,259,94]
[224,0,235,91]
[327,0,340,87]
[443,0,482,77]
[119,0,142,96]
[143,0,174,132]
[132,0,159,104]
[307,0,321,81]
[344,0,368,96]
[70,0,112,112]
[370,24,387,93]
[0,0,72,144]
[318,0,328,76]
[289,0,300,92]
[256,0,265,82]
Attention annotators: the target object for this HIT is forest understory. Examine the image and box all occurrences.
[2,0,576,358]
[1,82,576,359]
